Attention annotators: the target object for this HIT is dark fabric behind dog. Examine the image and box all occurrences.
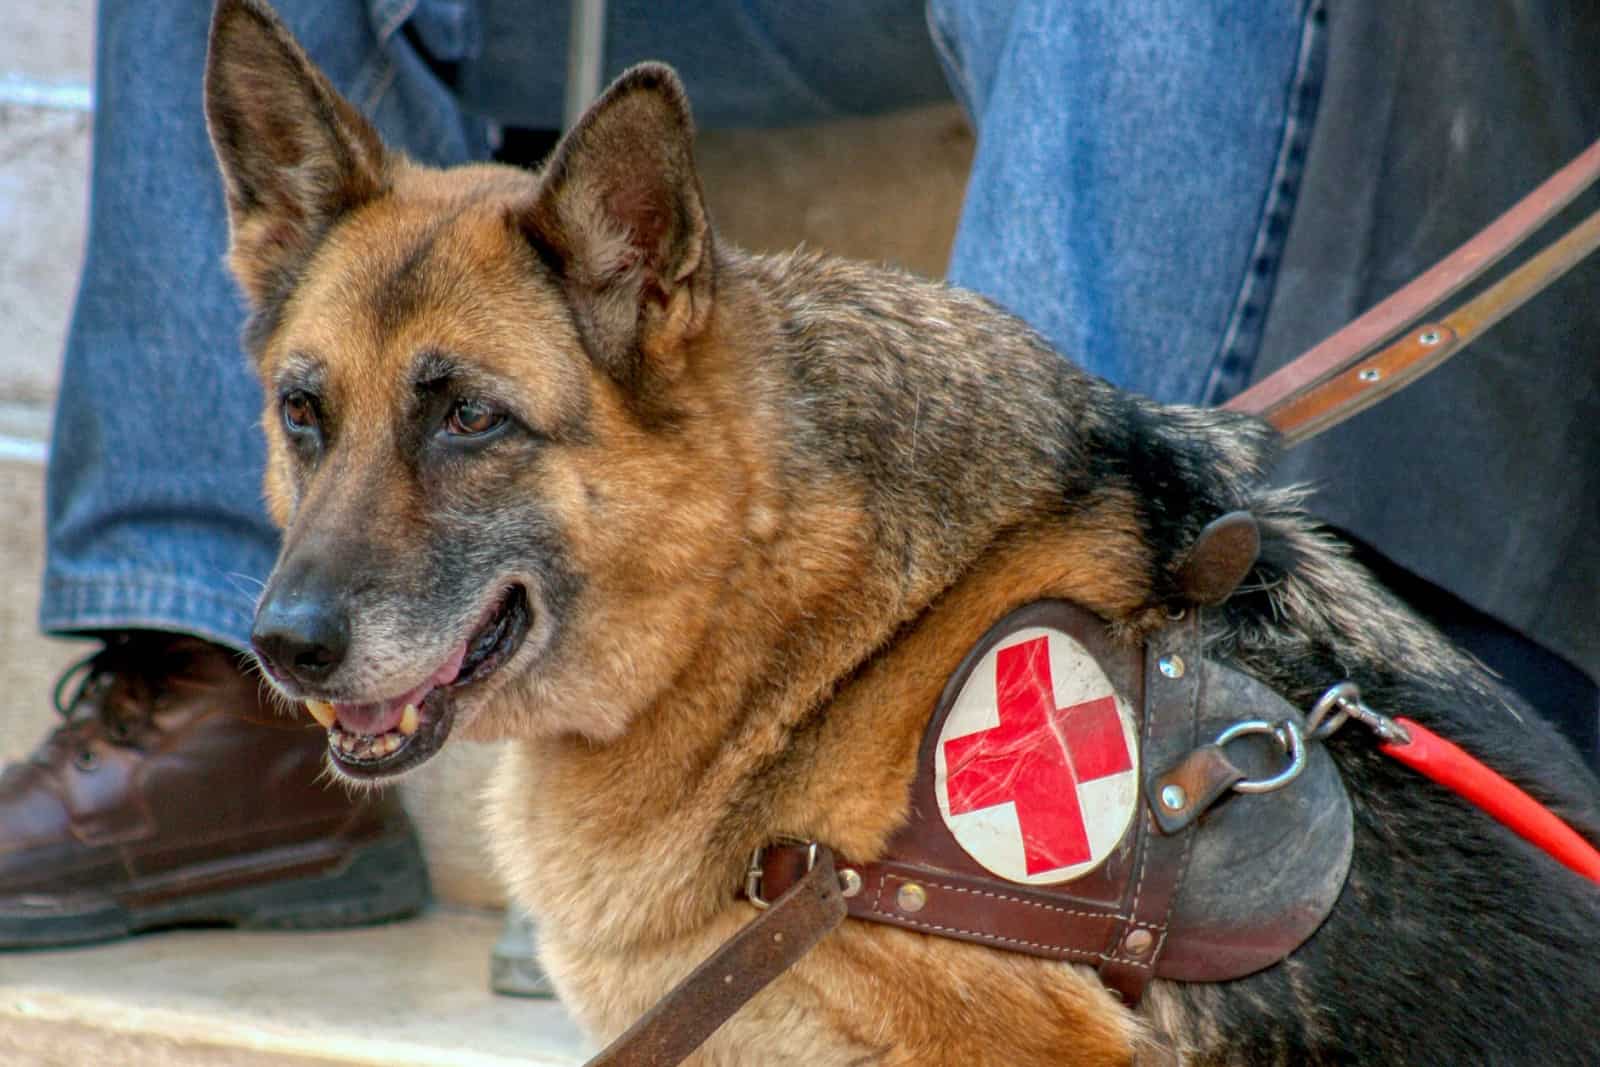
[1256,0,1600,719]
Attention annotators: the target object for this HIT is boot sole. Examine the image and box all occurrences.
[0,828,431,950]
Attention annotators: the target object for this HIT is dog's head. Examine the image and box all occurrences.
[206,0,743,779]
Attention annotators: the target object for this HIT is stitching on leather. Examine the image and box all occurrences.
[1148,621,1203,962]
[875,909,1111,962]
[1122,653,1166,932]
[889,876,1159,929]
[1104,618,1196,972]
[871,869,890,914]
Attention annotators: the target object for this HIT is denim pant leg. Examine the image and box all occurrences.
[457,0,950,129]
[41,0,489,651]
[930,0,1327,405]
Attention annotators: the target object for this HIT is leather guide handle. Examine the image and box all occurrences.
[584,846,847,1067]
[1228,136,1600,443]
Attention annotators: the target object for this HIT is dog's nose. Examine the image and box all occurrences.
[251,581,351,686]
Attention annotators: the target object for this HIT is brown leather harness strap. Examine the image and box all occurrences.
[582,846,846,1067]
[1226,136,1600,443]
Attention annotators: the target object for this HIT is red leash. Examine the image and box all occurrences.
[1380,718,1600,885]
[1309,683,1600,886]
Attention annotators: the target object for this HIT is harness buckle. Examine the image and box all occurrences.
[745,837,818,911]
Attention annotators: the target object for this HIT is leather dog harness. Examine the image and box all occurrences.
[580,138,1600,1066]
[745,596,1352,1006]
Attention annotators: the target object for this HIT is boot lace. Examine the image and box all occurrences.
[47,638,164,769]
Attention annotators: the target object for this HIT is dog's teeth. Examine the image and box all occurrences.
[306,700,337,729]
[399,703,419,736]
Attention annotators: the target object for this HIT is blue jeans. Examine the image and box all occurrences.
[42,0,1320,648]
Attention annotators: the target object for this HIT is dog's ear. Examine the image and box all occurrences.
[204,0,390,309]
[521,63,714,392]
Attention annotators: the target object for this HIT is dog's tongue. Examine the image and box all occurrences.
[333,642,468,736]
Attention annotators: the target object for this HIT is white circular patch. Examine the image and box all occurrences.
[934,626,1140,885]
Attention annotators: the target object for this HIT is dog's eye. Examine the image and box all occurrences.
[281,390,319,434]
[444,398,506,438]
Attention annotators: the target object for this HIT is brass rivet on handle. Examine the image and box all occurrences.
[1158,655,1185,679]
[1124,928,1154,957]
[839,868,863,898]
[897,883,928,913]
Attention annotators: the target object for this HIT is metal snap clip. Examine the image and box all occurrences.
[1305,681,1410,744]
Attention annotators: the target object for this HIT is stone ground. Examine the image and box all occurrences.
[0,911,589,1066]
[0,5,971,1062]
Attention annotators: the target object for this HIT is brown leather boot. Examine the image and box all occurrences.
[0,632,429,948]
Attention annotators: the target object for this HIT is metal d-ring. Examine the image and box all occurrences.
[1216,718,1308,794]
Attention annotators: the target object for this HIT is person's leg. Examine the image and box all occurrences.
[42,0,490,645]
[930,0,1327,406]
[3,0,490,951]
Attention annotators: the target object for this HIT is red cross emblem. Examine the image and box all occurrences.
[936,630,1138,883]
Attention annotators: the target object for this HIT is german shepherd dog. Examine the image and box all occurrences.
[208,1,1600,1062]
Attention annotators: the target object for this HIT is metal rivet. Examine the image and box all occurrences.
[839,868,862,898]
[723,974,733,984]
[1160,784,1188,811]
[773,932,783,943]
[1358,367,1382,382]
[1158,654,1185,679]
[1124,928,1154,957]
[897,883,928,913]
[1419,328,1442,346]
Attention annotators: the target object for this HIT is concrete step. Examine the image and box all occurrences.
[0,460,83,763]
[0,909,589,1066]
[0,101,90,413]
[0,0,93,92]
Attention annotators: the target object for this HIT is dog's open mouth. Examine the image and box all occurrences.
[307,586,530,779]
